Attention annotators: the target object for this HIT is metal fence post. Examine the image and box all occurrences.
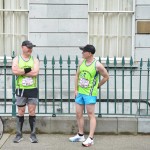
[114,56,117,114]
[11,51,16,116]
[122,56,125,114]
[146,59,150,115]
[106,56,110,114]
[52,56,56,117]
[139,58,143,115]
[44,55,47,114]
[67,56,71,114]
[98,57,102,117]
[59,55,63,113]
[37,55,40,113]
[3,55,7,113]
[130,57,133,115]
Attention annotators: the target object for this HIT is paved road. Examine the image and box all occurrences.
[0,134,150,150]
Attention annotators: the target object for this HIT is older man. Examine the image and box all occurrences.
[12,40,39,143]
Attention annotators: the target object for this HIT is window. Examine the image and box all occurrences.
[0,0,28,58]
[88,0,135,60]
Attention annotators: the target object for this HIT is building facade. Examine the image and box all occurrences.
[0,0,150,115]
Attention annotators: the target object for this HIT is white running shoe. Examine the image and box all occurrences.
[69,134,85,142]
[82,137,94,147]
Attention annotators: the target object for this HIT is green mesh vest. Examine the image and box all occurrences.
[16,55,37,89]
[78,59,99,96]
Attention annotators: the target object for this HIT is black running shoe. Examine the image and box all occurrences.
[13,133,23,143]
[30,133,38,143]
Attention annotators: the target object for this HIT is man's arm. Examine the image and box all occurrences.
[96,61,109,88]
[12,57,25,75]
[25,58,40,77]
[74,68,79,97]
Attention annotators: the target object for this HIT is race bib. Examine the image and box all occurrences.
[22,77,33,86]
[79,78,89,88]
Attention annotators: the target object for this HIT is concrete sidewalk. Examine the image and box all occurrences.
[0,134,150,150]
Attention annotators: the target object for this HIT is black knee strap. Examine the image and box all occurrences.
[17,104,26,107]
[29,116,36,123]
[17,116,24,123]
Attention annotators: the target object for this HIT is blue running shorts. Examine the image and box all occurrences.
[75,93,97,105]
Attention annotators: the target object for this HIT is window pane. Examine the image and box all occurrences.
[4,0,28,9]
[89,0,119,11]
[118,13,132,57]
[4,12,13,34]
[0,12,3,32]
[119,0,133,11]
[89,13,103,35]
[89,36,103,57]
[3,35,13,56]
[14,35,26,55]
[89,0,104,11]
[89,13,103,57]
[14,12,28,34]
[0,0,3,9]
[89,0,133,11]
[105,0,118,11]
[104,13,118,57]
[104,36,117,57]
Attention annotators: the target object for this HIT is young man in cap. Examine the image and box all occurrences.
[12,40,39,143]
[69,44,109,147]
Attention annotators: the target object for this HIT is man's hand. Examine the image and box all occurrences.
[25,58,39,77]
[24,68,32,74]
[74,90,78,98]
